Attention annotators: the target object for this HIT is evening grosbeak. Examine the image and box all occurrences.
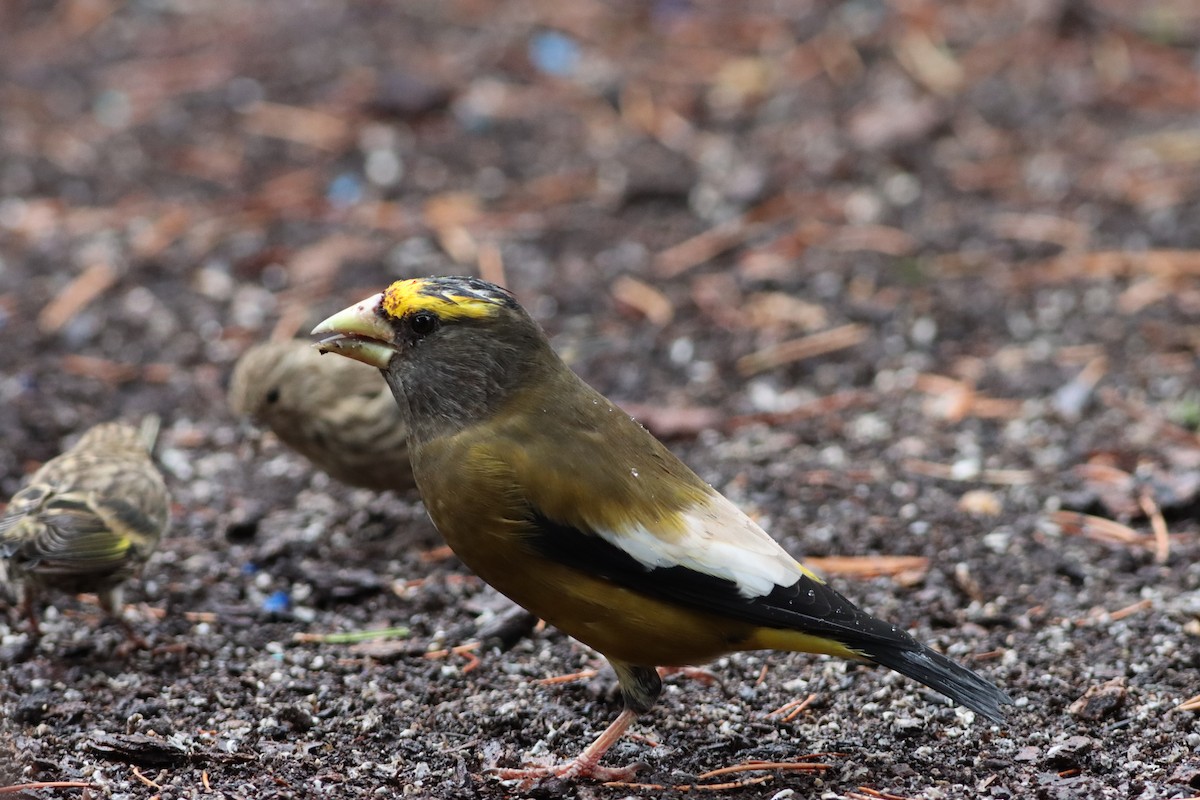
[0,420,170,638]
[312,276,1011,783]
[228,339,415,492]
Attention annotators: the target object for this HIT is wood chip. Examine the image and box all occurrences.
[1117,277,1174,313]
[915,373,1024,421]
[954,563,984,602]
[431,226,474,263]
[617,401,722,439]
[655,218,753,277]
[271,235,380,340]
[1053,356,1108,420]
[419,544,455,563]
[242,102,351,151]
[59,354,141,384]
[37,262,118,333]
[131,206,192,258]
[421,642,482,673]
[142,363,176,384]
[1138,487,1171,564]
[254,167,320,216]
[989,212,1089,250]
[958,489,1002,516]
[695,758,831,780]
[1106,598,1152,622]
[822,224,917,256]
[292,234,378,290]
[1049,510,1148,546]
[815,32,864,85]
[850,787,915,800]
[612,275,674,326]
[894,29,964,95]
[501,168,596,212]
[477,241,507,287]
[0,782,98,795]
[537,669,598,686]
[607,755,836,792]
[736,323,869,376]
[806,555,930,581]
[916,373,976,422]
[725,389,875,431]
[742,291,829,332]
[1023,250,1200,284]
[423,191,482,229]
[131,766,163,789]
[605,776,775,791]
[767,693,818,722]
[654,194,795,278]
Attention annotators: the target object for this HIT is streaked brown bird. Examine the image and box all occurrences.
[228,339,415,492]
[313,276,1011,783]
[0,420,170,638]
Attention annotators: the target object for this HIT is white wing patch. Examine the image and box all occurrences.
[595,491,804,598]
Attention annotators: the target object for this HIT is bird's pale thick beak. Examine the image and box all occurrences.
[311,293,397,369]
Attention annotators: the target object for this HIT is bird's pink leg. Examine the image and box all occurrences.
[492,708,641,785]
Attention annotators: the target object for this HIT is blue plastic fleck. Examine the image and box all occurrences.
[529,30,580,77]
[327,172,364,208]
[262,590,291,614]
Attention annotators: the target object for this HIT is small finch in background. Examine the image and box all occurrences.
[0,419,170,640]
[228,340,415,492]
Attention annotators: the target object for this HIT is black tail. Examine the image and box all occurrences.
[867,644,1011,722]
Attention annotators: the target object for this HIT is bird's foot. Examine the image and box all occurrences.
[491,708,643,787]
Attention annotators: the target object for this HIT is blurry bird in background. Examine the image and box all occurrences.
[228,339,416,493]
[0,418,170,643]
[228,338,540,648]
[313,276,1012,784]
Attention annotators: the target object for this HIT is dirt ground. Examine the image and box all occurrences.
[2,1,1200,798]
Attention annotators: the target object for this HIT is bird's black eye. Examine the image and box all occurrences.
[410,311,440,337]
[265,387,281,404]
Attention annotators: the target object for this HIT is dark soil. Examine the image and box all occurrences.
[2,2,1199,798]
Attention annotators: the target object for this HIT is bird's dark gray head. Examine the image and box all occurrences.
[313,276,555,442]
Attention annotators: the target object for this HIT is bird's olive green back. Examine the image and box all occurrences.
[412,361,714,541]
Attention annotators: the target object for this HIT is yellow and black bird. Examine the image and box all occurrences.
[228,339,415,492]
[312,276,1011,782]
[0,420,170,639]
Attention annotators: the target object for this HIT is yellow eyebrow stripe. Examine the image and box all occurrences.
[382,279,506,321]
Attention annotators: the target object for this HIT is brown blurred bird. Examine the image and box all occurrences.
[228,339,415,492]
[313,276,1011,783]
[0,420,170,638]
